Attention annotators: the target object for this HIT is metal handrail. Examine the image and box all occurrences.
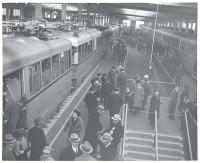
[184,110,193,160]
[121,104,128,157]
[155,110,159,160]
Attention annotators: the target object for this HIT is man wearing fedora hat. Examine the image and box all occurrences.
[99,132,116,161]
[27,117,48,160]
[59,133,82,161]
[3,134,17,160]
[40,146,54,161]
[75,141,97,161]
[84,87,99,117]
[108,114,124,148]
[64,110,83,138]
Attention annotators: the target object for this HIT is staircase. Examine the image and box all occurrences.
[123,129,185,161]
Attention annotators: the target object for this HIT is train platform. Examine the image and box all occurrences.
[43,44,196,160]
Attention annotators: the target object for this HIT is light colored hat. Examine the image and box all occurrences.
[80,141,93,154]
[100,133,113,143]
[143,74,149,80]
[43,146,53,154]
[111,114,121,121]
[69,133,81,142]
[3,134,16,144]
[94,80,100,87]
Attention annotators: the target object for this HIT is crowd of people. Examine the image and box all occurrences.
[3,30,197,161]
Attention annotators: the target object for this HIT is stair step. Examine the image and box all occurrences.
[125,143,184,158]
[126,137,153,146]
[158,148,184,158]
[158,141,183,150]
[158,154,184,160]
[124,150,155,160]
[126,130,183,143]
[125,144,154,154]
[125,157,146,161]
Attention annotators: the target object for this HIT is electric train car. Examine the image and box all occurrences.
[3,26,120,128]
[3,35,73,126]
[140,26,197,79]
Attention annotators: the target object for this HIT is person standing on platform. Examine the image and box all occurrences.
[117,67,128,96]
[133,79,144,115]
[174,64,183,86]
[91,73,102,87]
[108,88,123,128]
[16,97,28,130]
[116,64,123,78]
[148,91,161,126]
[142,75,151,110]
[64,110,83,138]
[101,76,112,109]
[3,134,17,160]
[84,87,99,117]
[108,66,117,91]
[106,114,124,149]
[168,86,179,119]
[14,129,28,160]
[27,117,48,160]
[75,141,97,161]
[178,85,189,112]
[99,133,116,161]
[59,133,82,161]
[83,108,102,154]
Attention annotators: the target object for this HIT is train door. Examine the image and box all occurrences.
[3,69,23,133]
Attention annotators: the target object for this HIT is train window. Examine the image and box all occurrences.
[42,58,51,86]
[13,9,20,17]
[88,41,91,54]
[68,50,72,69]
[60,51,67,74]
[85,43,88,56]
[29,62,41,95]
[52,54,59,80]
[3,8,6,15]
[81,44,85,59]
[78,45,82,62]
[66,51,69,69]
[89,40,92,53]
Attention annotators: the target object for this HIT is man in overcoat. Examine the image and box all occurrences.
[168,86,179,119]
[27,117,48,160]
[99,133,116,161]
[64,110,83,138]
[59,133,82,161]
[108,88,123,127]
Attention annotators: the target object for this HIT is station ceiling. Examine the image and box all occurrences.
[86,3,198,21]
[3,3,197,22]
[41,3,197,22]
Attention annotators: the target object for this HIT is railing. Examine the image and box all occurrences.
[155,110,159,160]
[121,104,128,157]
[184,110,193,160]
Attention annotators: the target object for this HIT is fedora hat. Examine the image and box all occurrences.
[43,146,53,154]
[4,134,16,144]
[69,133,81,142]
[80,141,93,154]
[111,114,121,121]
[100,133,113,143]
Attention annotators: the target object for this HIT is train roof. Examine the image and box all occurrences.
[56,28,102,46]
[3,36,72,76]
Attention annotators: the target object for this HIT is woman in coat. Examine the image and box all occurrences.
[133,80,144,115]
[148,91,161,126]
[168,87,179,119]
